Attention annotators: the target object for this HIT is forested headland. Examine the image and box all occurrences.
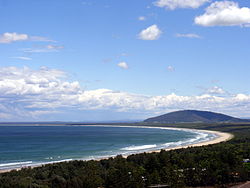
[0,122,250,188]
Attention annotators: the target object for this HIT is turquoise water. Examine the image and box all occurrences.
[0,125,216,170]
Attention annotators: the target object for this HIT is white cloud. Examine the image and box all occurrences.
[29,36,55,42]
[117,62,129,69]
[120,53,128,57]
[0,112,12,119]
[175,33,201,38]
[1,66,250,120]
[47,45,64,50]
[22,48,49,53]
[0,32,28,43]
[244,23,250,27]
[206,86,225,95]
[138,25,162,40]
[0,66,80,96]
[0,32,54,44]
[167,66,175,71]
[11,56,32,61]
[138,16,146,21]
[195,1,250,26]
[21,45,64,53]
[154,0,209,10]
[0,66,82,119]
[77,90,250,118]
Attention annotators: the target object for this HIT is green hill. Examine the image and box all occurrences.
[144,110,249,123]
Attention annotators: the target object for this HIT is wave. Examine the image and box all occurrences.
[162,131,216,149]
[121,144,157,151]
[0,161,32,168]
[0,159,73,171]
[33,159,73,167]
[119,131,216,153]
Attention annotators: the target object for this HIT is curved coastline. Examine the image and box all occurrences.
[89,125,234,157]
[147,128,234,153]
[0,125,234,173]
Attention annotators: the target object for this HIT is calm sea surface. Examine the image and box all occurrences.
[0,125,216,170]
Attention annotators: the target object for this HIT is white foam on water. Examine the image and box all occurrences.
[0,161,33,168]
[0,159,73,170]
[121,144,157,151]
[162,131,217,149]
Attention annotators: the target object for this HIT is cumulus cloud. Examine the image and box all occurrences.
[154,0,209,10]
[195,1,250,26]
[0,32,53,43]
[0,66,81,118]
[138,25,162,40]
[175,33,201,38]
[77,90,250,118]
[0,66,80,96]
[0,66,250,120]
[117,62,129,69]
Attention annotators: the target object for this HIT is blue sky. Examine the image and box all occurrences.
[0,0,250,121]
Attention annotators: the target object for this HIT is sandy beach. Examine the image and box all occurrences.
[117,127,234,156]
[0,127,234,174]
[158,129,233,152]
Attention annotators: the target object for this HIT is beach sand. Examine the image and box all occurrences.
[118,128,234,157]
[153,129,233,153]
[0,127,234,174]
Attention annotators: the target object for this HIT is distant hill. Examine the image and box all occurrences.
[144,110,249,123]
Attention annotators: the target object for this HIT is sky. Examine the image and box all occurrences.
[0,0,250,121]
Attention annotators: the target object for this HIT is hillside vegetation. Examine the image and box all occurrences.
[144,110,249,123]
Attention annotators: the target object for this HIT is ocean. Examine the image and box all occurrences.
[0,125,216,171]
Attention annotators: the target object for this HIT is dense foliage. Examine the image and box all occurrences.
[143,110,248,123]
[0,123,250,188]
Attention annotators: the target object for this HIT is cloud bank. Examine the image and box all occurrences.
[0,67,250,120]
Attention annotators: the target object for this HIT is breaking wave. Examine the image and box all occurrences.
[121,144,157,151]
[0,159,73,171]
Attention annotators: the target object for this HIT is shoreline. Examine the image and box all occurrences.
[149,129,234,153]
[0,126,234,174]
[109,128,233,158]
